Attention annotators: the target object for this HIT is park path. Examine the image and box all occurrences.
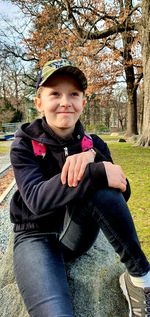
[0,141,12,173]
[0,154,11,173]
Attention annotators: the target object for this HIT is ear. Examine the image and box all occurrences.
[34,97,43,113]
[82,97,86,109]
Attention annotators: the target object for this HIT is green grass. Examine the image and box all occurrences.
[99,133,124,142]
[0,141,12,155]
[100,136,150,260]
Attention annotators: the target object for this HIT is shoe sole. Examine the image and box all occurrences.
[119,273,132,317]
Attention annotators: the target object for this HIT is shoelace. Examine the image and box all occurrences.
[145,288,150,316]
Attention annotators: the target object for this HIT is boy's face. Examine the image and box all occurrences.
[35,73,86,138]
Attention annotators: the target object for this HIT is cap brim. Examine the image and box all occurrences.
[40,65,87,90]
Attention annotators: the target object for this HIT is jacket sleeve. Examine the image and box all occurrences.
[92,134,113,163]
[92,135,131,201]
[10,138,108,216]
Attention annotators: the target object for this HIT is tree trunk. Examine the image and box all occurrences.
[137,0,150,146]
[126,85,138,136]
[121,0,138,137]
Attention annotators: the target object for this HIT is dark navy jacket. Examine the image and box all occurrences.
[10,117,131,233]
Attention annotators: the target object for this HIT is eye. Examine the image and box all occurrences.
[71,92,79,96]
[50,91,59,96]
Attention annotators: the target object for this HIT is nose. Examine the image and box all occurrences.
[60,94,71,107]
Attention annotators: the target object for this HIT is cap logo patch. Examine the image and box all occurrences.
[48,60,72,69]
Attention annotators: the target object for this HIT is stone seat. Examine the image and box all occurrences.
[0,232,128,317]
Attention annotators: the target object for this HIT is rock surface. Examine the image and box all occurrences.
[0,231,128,317]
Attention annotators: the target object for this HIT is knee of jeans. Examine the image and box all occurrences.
[92,188,124,205]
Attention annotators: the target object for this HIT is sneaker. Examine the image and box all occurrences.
[119,272,150,317]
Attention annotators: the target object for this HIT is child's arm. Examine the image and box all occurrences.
[61,151,126,192]
[10,138,108,216]
[10,136,130,217]
[102,161,127,192]
[61,150,96,187]
[61,135,131,200]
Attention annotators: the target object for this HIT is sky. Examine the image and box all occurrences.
[0,0,24,34]
[0,0,30,45]
[0,0,142,19]
[0,0,20,19]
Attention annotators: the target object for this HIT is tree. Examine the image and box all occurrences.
[119,0,138,135]
[0,8,41,126]
[61,0,141,136]
[137,0,150,146]
[10,0,142,137]
[4,0,150,144]
[110,88,127,131]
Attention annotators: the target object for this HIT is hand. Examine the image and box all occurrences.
[61,150,95,187]
[103,161,127,192]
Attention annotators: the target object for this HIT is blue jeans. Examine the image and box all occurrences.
[13,189,150,317]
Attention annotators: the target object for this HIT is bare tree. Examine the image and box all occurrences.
[137,0,150,146]
[3,0,150,144]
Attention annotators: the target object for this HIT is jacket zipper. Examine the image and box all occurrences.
[64,147,68,157]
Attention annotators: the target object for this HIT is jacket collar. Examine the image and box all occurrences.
[41,117,85,147]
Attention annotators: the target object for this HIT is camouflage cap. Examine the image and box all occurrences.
[36,59,87,91]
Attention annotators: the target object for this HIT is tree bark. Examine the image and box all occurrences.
[137,0,150,146]
[121,0,138,136]
[122,33,138,136]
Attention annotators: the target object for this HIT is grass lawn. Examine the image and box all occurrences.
[0,141,12,155]
[100,135,150,260]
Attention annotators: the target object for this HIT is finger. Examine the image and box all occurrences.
[67,160,77,187]
[116,165,125,178]
[61,160,70,184]
[73,154,92,185]
[76,162,87,182]
[120,180,127,192]
[72,159,83,186]
[76,152,94,183]
[121,173,126,181]
[120,185,126,192]
[121,176,127,185]
[120,167,126,180]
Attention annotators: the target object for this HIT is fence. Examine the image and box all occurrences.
[2,122,22,133]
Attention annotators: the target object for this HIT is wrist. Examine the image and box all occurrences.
[88,148,96,159]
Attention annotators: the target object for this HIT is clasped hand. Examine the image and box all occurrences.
[103,161,127,192]
[61,150,95,187]
[61,152,127,192]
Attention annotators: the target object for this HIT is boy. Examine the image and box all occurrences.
[10,59,150,317]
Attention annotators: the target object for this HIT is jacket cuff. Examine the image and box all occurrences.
[93,147,110,163]
[122,178,131,201]
[89,162,108,188]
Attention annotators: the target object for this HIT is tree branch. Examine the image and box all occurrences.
[63,0,138,40]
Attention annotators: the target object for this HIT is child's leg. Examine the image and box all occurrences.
[88,188,150,317]
[61,188,150,317]
[60,204,100,259]
[61,188,149,276]
[13,231,74,317]
[89,188,150,277]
